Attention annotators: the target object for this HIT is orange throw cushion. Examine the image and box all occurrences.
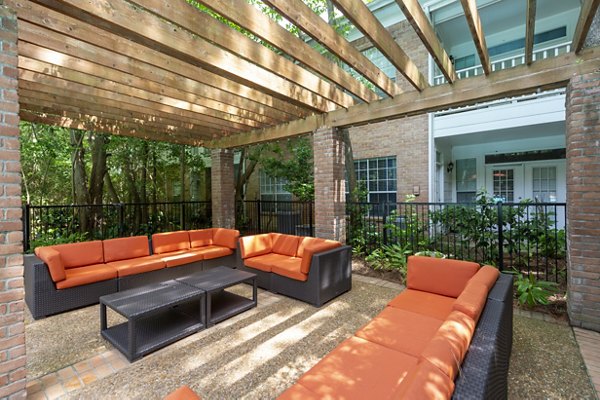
[420,310,475,379]
[298,336,418,399]
[272,234,301,257]
[47,241,104,269]
[35,247,66,282]
[55,264,117,289]
[244,253,292,272]
[407,256,480,298]
[355,307,443,356]
[158,250,203,268]
[277,383,319,400]
[239,234,272,259]
[469,265,500,292]
[163,385,201,400]
[213,228,240,250]
[271,257,306,281]
[391,359,455,400]
[103,236,150,262]
[190,246,233,260]
[453,281,489,322]
[388,289,455,320]
[299,241,341,275]
[152,231,190,254]
[189,229,214,248]
[107,256,165,278]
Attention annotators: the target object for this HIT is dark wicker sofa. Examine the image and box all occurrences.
[25,228,239,319]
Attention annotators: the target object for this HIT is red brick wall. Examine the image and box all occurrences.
[566,71,600,332]
[0,5,27,398]
[314,127,346,242]
[210,149,235,229]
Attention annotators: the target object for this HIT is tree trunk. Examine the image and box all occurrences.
[89,133,109,205]
[123,153,141,231]
[140,142,149,224]
[70,129,90,233]
[180,145,186,202]
[104,173,120,204]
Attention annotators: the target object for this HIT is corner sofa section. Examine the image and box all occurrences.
[25,228,239,319]
[278,256,513,399]
[238,233,352,307]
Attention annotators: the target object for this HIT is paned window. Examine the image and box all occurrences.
[260,171,292,211]
[532,167,557,202]
[456,158,477,202]
[354,156,397,204]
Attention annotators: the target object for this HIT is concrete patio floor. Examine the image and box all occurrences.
[24,275,599,400]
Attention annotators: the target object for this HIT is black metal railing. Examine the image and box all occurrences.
[23,201,211,251]
[236,200,314,237]
[346,201,567,283]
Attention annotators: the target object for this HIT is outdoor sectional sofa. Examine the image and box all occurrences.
[278,256,513,400]
[25,228,239,319]
[238,233,352,307]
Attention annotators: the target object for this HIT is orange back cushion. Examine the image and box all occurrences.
[469,265,500,292]
[407,256,480,298]
[213,228,240,249]
[103,236,150,262]
[48,241,104,269]
[35,247,66,282]
[452,281,489,322]
[296,237,325,258]
[300,241,342,274]
[152,231,190,254]
[189,229,214,248]
[272,234,301,257]
[239,234,273,259]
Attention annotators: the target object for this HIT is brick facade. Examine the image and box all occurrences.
[0,5,26,399]
[313,127,346,242]
[210,148,235,229]
[566,71,600,332]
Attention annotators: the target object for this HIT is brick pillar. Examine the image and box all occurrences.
[211,148,235,229]
[566,71,600,332]
[0,4,26,399]
[314,126,346,242]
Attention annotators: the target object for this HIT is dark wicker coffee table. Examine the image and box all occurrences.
[100,280,205,362]
[176,266,257,327]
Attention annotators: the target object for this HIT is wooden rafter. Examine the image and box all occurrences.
[331,0,428,91]
[572,0,600,53]
[525,0,537,65]
[213,47,600,148]
[460,0,491,75]
[28,0,338,113]
[192,0,378,103]
[262,0,402,97]
[395,0,457,83]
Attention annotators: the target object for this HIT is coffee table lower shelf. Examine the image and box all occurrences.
[210,291,256,325]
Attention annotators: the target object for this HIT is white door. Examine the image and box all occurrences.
[485,164,525,203]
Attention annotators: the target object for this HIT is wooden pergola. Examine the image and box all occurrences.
[6,0,600,148]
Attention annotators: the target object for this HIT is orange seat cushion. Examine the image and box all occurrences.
[277,383,319,400]
[420,311,475,379]
[213,228,240,249]
[107,256,165,278]
[55,264,117,289]
[35,247,66,282]
[158,250,203,268]
[189,229,214,248]
[299,241,341,275]
[190,246,233,260]
[152,231,190,254]
[244,253,292,272]
[163,385,201,400]
[355,307,443,356]
[298,336,417,399]
[271,234,301,257]
[47,241,104,269]
[453,281,489,322]
[391,359,455,400]
[103,236,150,262]
[387,289,455,320]
[469,265,500,292]
[407,256,480,298]
[239,234,272,259]
[271,257,306,281]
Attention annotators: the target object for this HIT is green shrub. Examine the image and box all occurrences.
[511,270,559,306]
[29,232,89,253]
[365,243,412,276]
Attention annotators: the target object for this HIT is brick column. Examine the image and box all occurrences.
[566,71,600,332]
[210,148,235,229]
[0,4,26,399]
[314,126,346,242]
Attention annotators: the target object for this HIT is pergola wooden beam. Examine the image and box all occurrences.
[395,0,457,83]
[262,0,402,97]
[331,0,428,91]
[525,0,537,65]
[572,0,600,53]
[7,0,307,120]
[193,0,378,104]
[29,0,337,113]
[460,0,491,75]
[213,47,600,148]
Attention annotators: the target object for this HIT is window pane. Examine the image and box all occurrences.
[456,159,477,192]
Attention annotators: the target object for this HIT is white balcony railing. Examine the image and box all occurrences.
[433,42,572,86]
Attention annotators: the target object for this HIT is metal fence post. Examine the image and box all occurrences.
[256,201,262,234]
[382,203,388,245]
[23,203,31,252]
[118,203,125,237]
[497,201,504,271]
[180,202,187,230]
[309,201,314,237]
